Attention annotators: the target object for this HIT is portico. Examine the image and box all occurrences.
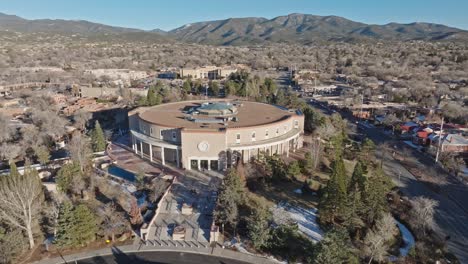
[131,130,181,167]
[228,129,302,167]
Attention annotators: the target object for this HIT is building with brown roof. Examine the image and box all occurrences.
[128,100,304,170]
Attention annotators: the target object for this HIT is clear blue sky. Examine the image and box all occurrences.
[1,0,467,31]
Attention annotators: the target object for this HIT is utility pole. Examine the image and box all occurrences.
[359,92,364,123]
[435,116,445,163]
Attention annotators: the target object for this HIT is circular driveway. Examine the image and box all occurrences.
[76,251,251,264]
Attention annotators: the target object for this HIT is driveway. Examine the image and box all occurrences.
[77,251,250,264]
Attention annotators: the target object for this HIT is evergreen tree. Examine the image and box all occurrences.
[264,78,277,95]
[194,80,204,95]
[91,120,106,152]
[348,160,366,193]
[342,185,365,237]
[246,196,272,250]
[55,202,75,247]
[223,169,245,203]
[73,204,98,246]
[214,169,245,227]
[209,81,220,97]
[224,80,237,97]
[273,89,287,106]
[56,203,98,247]
[362,166,391,225]
[319,157,348,224]
[137,95,148,106]
[359,138,376,164]
[266,155,288,182]
[330,133,345,159]
[343,160,367,236]
[301,152,314,173]
[146,85,162,106]
[182,79,192,94]
[302,106,325,133]
[314,229,358,264]
[56,162,81,193]
[288,160,302,179]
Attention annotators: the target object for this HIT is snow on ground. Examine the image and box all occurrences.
[137,192,147,207]
[108,178,136,193]
[395,219,415,257]
[272,202,324,243]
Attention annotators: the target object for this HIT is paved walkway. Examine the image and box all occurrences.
[32,243,279,264]
[107,142,162,176]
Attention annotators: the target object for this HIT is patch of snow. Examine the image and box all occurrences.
[395,219,415,257]
[272,202,324,243]
[137,192,147,207]
[294,188,302,194]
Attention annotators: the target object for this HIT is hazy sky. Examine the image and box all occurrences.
[1,0,467,31]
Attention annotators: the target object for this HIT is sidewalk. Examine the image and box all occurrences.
[32,243,279,264]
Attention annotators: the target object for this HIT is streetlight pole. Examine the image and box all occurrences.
[359,92,364,123]
[435,116,445,163]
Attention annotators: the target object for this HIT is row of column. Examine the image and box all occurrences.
[131,136,180,167]
[236,135,299,164]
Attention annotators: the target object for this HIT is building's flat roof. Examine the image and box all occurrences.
[137,100,297,129]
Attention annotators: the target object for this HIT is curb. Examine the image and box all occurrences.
[32,245,279,264]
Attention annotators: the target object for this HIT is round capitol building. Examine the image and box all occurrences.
[128,100,304,171]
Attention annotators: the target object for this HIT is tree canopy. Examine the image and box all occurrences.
[91,120,106,152]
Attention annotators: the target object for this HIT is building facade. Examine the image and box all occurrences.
[179,66,237,80]
[128,100,304,171]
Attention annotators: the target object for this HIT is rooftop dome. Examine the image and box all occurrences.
[195,102,238,117]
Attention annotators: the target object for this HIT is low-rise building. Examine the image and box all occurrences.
[431,134,468,153]
[128,100,304,171]
[179,66,237,80]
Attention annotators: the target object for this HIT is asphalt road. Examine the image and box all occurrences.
[307,99,468,263]
[76,251,251,264]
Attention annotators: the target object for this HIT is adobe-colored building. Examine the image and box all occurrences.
[179,66,237,80]
[431,134,468,153]
[128,100,304,170]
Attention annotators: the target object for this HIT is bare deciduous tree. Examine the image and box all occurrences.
[73,110,92,131]
[310,136,322,171]
[0,165,44,249]
[99,203,128,242]
[67,133,91,173]
[0,114,13,143]
[411,197,438,235]
[0,142,21,162]
[363,213,397,264]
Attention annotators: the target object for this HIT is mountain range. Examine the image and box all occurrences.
[1,12,467,45]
